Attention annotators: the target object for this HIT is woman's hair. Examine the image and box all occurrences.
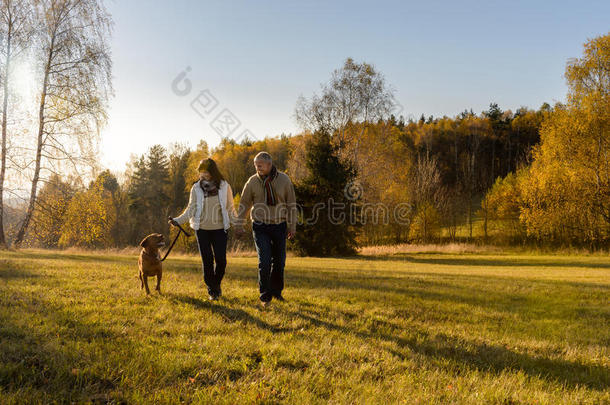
[198,158,225,187]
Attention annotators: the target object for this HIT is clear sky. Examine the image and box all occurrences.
[101,0,610,171]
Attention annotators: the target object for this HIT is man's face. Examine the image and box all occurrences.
[254,159,271,176]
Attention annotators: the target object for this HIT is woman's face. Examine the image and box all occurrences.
[199,171,212,181]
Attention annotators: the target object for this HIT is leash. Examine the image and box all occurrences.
[160,223,191,262]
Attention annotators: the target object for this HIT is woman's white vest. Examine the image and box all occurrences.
[177,180,232,231]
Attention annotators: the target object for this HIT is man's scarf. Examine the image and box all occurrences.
[261,165,277,206]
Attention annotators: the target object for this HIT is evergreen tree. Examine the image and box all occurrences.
[128,145,171,243]
[127,155,150,243]
[168,144,190,218]
[147,145,171,235]
[291,130,358,256]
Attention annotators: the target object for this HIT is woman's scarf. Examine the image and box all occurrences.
[200,179,219,197]
[262,165,277,206]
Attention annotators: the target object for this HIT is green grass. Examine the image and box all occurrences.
[0,249,608,404]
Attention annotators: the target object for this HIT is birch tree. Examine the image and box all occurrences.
[294,58,395,164]
[0,0,32,248]
[14,0,112,246]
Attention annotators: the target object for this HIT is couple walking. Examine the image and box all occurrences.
[169,152,297,307]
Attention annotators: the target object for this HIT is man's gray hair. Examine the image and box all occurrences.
[253,151,272,163]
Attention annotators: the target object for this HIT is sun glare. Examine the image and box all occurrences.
[10,57,37,106]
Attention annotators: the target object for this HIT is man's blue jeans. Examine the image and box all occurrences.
[252,221,287,302]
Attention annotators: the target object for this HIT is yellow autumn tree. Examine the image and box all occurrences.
[519,33,610,245]
[59,178,116,248]
[340,122,413,244]
[27,175,75,247]
[481,170,527,242]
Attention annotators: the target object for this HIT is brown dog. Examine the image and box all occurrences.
[138,233,166,294]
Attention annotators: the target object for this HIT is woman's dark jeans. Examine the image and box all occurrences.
[252,221,287,302]
[195,228,227,296]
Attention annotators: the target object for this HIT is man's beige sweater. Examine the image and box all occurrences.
[237,170,297,233]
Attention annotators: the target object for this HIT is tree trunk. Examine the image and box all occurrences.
[483,196,488,242]
[468,151,474,240]
[0,21,12,248]
[453,132,459,243]
[14,41,53,247]
[468,193,473,240]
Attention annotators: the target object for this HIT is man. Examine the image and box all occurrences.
[236,152,297,307]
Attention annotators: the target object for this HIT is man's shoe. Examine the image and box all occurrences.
[274,295,285,302]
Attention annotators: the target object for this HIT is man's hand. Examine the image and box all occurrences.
[168,216,179,226]
[287,230,295,240]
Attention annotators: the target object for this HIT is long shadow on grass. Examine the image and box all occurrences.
[225,269,609,325]
[0,290,121,401]
[280,307,609,390]
[167,261,610,332]
[167,293,297,334]
[167,258,609,295]
[361,254,610,269]
[0,260,40,280]
[1,250,135,264]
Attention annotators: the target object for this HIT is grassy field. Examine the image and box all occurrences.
[0,248,608,404]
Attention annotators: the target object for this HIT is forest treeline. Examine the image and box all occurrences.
[1,6,608,253]
[18,101,550,250]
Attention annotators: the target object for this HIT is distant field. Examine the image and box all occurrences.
[0,249,608,404]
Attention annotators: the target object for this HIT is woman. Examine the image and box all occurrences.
[169,158,236,300]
